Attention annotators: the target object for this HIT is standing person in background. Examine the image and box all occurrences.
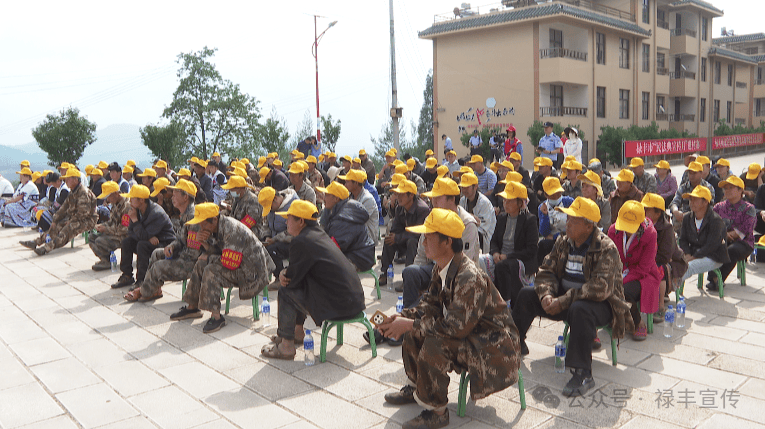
[489,130,503,163]
[441,134,453,156]
[654,160,678,209]
[503,126,523,164]
[562,127,582,163]
[469,129,483,156]
[537,122,563,170]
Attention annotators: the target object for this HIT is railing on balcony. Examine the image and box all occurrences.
[434,0,635,24]
[657,67,669,76]
[736,81,748,89]
[561,0,635,22]
[670,70,696,80]
[539,47,588,61]
[670,28,697,37]
[669,114,695,122]
[756,110,765,117]
[656,113,669,121]
[756,79,765,86]
[540,106,588,117]
[657,19,669,30]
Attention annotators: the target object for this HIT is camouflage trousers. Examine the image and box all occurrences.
[141,253,196,297]
[402,329,470,411]
[88,232,122,261]
[35,219,92,253]
[183,256,245,313]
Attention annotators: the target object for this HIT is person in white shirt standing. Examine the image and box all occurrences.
[563,127,582,163]
[0,174,14,197]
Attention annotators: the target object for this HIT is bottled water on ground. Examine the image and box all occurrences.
[396,296,404,313]
[664,305,675,338]
[304,329,315,366]
[387,264,394,290]
[261,297,271,327]
[554,335,566,373]
[675,297,686,329]
[45,235,51,244]
[109,251,117,272]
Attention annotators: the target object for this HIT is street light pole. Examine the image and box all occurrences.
[312,17,337,145]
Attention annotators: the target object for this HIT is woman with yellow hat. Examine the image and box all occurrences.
[0,167,40,227]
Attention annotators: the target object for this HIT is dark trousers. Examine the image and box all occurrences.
[277,286,309,341]
[756,216,765,236]
[120,236,168,282]
[490,148,503,163]
[494,258,523,304]
[710,241,753,283]
[537,238,556,267]
[381,237,418,273]
[266,241,290,277]
[402,263,434,308]
[622,280,643,326]
[512,287,612,371]
[470,146,482,156]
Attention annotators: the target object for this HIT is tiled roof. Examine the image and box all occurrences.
[708,47,758,64]
[713,33,765,45]
[418,4,651,38]
[667,0,723,15]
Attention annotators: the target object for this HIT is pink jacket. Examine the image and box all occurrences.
[607,218,663,314]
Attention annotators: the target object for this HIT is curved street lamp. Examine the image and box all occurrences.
[312,17,338,144]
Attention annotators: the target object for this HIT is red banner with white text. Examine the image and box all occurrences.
[624,138,707,158]
[712,133,765,149]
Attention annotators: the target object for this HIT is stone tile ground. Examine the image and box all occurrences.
[0,221,764,428]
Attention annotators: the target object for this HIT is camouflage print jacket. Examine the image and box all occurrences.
[169,222,210,262]
[221,189,268,240]
[207,215,274,300]
[172,202,196,237]
[100,197,130,239]
[402,252,521,401]
[51,182,97,232]
[535,230,633,339]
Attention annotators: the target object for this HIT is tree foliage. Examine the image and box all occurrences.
[140,122,186,169]
[598,121,697,168]
[320,114,342,154]
[371,119,408,170]
[260,106,291,161]
[288,111,315,159]
[713,119,765,136]
[459,127,503,161]
[32,107,97,167]
[416,70,433,148]
[162,47,262,160]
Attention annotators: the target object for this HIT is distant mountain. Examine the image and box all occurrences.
[0,124,155,180]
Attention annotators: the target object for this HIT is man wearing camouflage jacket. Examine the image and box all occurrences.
[89,181,130,271]
[219,175,268,241]
[170,203,274,333]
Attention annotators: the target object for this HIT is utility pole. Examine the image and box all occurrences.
[312,16,337,145]
[389,0,400,153]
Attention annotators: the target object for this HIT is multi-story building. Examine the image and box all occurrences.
[419,0,759,166]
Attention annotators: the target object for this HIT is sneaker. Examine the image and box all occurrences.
[203,316,226,333]
[402,410,449,429]
[520,340,529,356]
[19,240,37,250]
[34,247,47,256]
[394,257,406,264]
[592,338,602,350]
[363,329,386,345]
[384,385,417,405]
[387,336,403,347]
[562,368,595,397]
[111,274,135,289]
[705,281,719,292]
[170,306,203,321]
[394,283,404,293]
[91,260,111,271]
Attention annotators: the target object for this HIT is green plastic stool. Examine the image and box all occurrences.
[736,260,746,286]
[695,268,724,298]
[637,302,653,334]
[359,269,381,299]
[563,321,617,366]
[224,285,269,320]
[182,279,187,296]
[458,369,526,417]
[320,312,377,363]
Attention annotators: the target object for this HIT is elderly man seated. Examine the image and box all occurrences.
[379,209,521,429]
[317,181,375,272]
[512,197,631,397]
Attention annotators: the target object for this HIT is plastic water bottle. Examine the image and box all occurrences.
[507,298,512,311]
[45,235,51,244]
[664,305,675,338]
[387,264,394,290]
[304,329,315,366]
[396,296,404,313]
[261,297,271,327]
[554,336,566,373]
[109,251,118,273]
[676,297,686,329]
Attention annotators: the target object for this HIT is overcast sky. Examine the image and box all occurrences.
[0,0,755,158]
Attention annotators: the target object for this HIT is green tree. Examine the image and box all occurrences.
[139,122,186,169]
[320,114,342,154]
[460,127,503,161]
[371,119,408,170]
[259,106,291,161]
[713,119,765,136]
[32,107,97,167]
[401,119,429,162]
[416,70,433,148]
[597,121,697,168]
[162,47,262,160]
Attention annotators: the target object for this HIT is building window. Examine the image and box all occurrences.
[713,100,720,122]
[550,29,563,49]
[642,0,650,24]
[701,58,706,82]
[597,87,606,118]
[657,52,665,72]
[700,98,706,122]
[715,61,721,84]
[757,99,764,116]
[596,33,606,65]
[550,84,563,115]
[727,101,732,123]
[728,64,734,86]
[657,96,666,118]
[642,44,650,72]
[702,17,708,41]
[619,90,630,119]
[642,92,650,120]
[746,47,759,55]
[657,9,667,28]
[619,38,630,69]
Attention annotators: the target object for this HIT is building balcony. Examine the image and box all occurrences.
[540,48,587,61]
[669,114,695,122]
[657,67,669,76]
[670,32,699,56]
[671,28,696,37]
[538,56,590,85]
[756,79,765,85]
[657,19,669,30]
[656,113,669,121]
[670,74,698,98]
[540,106,588,117]
[755,84,765,99]
[670,71,696,80]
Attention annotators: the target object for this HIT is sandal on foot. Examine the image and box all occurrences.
[138,291,163,302]
[260,343,296,360]
[270,335,304,345]
[123,289,142,302]
[632,324,648,341]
